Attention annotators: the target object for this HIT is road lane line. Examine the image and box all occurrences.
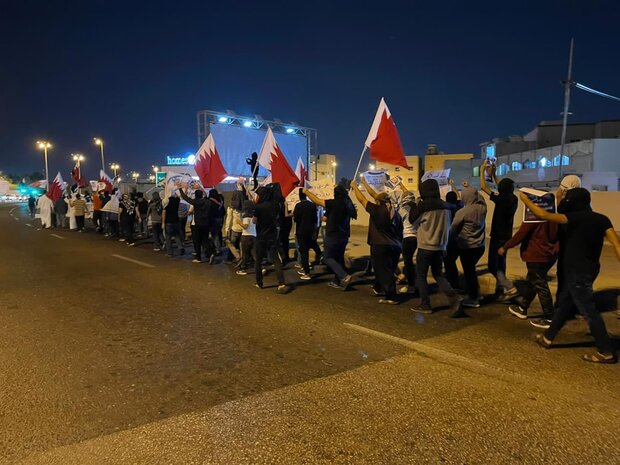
[25,223,34,228]
[343,322,525,384]
[50,233,65,239]
[111,254,155,268]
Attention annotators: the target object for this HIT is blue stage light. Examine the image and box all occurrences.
[243,120,253,127]
[218,116,228,123]
[286,127,295,134]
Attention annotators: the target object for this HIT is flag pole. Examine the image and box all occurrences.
[351,146,368,186]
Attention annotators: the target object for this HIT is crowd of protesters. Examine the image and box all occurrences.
[31,162,620,364]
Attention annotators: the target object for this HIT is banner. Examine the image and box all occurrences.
[520,188,556,223]
[362,171,389,193]
[163,172,195,200]
[305,179,335,200]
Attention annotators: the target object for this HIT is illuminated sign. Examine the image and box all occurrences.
[166,154,196,166]
[155,172,166,185]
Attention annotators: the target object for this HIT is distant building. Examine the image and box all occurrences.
[375,156,421,192]
[480,120,620,190]
[423,144,474,172]
[310,154,338,182]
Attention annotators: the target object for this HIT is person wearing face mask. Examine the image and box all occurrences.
[521,187,620,364]
[480,160,519,302]
[352,178,403,304]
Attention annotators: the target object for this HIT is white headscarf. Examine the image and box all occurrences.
[560,175,581,191]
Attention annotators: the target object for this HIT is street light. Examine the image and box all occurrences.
[369,163,376,170]
[36,140,52,189]
[110,163,120,177]
[331,161,337,180]
[152,166,159,173]
[93,138,105,172]
[131,171,140,182]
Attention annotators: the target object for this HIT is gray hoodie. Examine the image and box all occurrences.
[451,187,487,249]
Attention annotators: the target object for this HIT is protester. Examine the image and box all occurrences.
[246,152,259,190]
[352,179,403,304]
[236,199,256,275]
[443,183,463,289]
[92,191,103,233]
[226,181,248,260]
[399,188,418,294]
[500,220,558,328]
[409,179,463,317]
[37,193,53,229]
[162,193,185,256]
[303,184,356,290]
[119,193,136,246]
[147,192,163,251]
[450,186,487,308]
[54,195,68,228]
[135,192,149,238]
[208,189,225,262]
[179,184,212,263]
[178,198,189,242]
[521,187,620,364]
[101,191,111,235]
[28,195,36,218]
[70,193,88,232]
[278,204,294,266]
[480,160,519,301]
[293,188,318,280]
[253,184,288,293]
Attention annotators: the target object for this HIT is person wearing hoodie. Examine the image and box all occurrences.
[179,184,213,263]
[443,184,464,289]
[521,187,620,364]
[450,186,487,308]
[480,159,519,301]
[352,179,403,304]
[500,219,558,329]
[398,188,418,294]
[147,192,163,251]
[409,179,463,316]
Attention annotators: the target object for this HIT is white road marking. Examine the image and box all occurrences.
[111,254,155,268]
[14,217,19,221]
[343,323,525,384]
[25,223,34,228]
[50,234,65,239]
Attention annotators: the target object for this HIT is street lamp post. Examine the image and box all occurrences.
[331,161,337,180]
[71,153,84,183]
[37,141,52,189]
[110,163,120,178]
[94,138,105,172]
[132,172,140,183]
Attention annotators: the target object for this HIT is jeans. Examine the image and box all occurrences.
[152,222,163,249]
[459,246,485,300]
[444,238,460,288]
[108,220,119,238]
[179,217,188,242]
[239,235,256,270]
[521,260,555,317]
[279,217,293,263]
[93,210,103,232]
[165,222,184,255]
[402,236,417,287]
[121,216,134,243]
[75,215,85,231]
[138,216,149,237]
[545,267,613,354]
[255,239,284,286]
[55,213,66,229]
[371,244,401,300]
[210,219,223,252]
[192,224,213,261]
[416,249,458,307]
[323,235,349,283]
[488,237,514,292]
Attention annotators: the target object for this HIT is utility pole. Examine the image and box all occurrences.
[559,38,574,181]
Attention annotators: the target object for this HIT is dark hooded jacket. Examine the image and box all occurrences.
[409,179,450,251]
[451,187,487,249]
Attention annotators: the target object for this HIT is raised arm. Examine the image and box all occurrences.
[479,160,493,196]
[302,188,326,208]
[351,181,368,209]
[360,175,380,201]
[519,192,568,224]
[606,228,620,261]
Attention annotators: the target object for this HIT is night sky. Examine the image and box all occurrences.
[1,0,619,181]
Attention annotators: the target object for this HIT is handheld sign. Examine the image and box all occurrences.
[520,187,556,223]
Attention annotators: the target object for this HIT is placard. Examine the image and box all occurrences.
[520,187,556,223]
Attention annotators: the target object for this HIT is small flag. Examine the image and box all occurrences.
[71,164,87,187]
[295,157,308,187]
[99,170,114,192]
[258,127,300,197]
[46,172,65,202]
[194,134,228,187]
[364,98,408,168]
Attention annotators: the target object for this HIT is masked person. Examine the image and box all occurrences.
[480,160,519,301]
[522,188,620,364]
[410,179,464,317]
[162,193,185,256]
[293,188,318,280]
[147,192,164,251]
[179,184,213,263]
[119,193,136,246]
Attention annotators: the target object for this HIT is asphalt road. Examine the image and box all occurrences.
[1,203,619,464]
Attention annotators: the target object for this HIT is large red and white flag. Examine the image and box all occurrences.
[364,98,408,168]
[46,172,64,202]
[194,134,228,187]
[295,157,308,187]
[99,170,114,192]
[258,127,299,197]
[71,164,87,187]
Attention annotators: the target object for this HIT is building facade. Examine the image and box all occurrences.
[375,156,421,192]
[422,144,474,172]
[310,154,338,182]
